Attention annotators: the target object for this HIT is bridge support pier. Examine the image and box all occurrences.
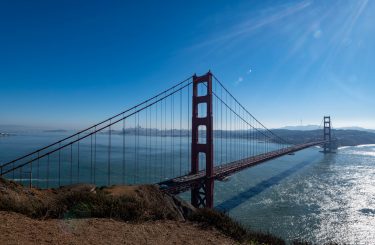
[191,72,214,209]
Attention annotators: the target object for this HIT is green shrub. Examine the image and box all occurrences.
[47,190,145,221]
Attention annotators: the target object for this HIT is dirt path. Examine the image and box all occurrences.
[0,211,236,245]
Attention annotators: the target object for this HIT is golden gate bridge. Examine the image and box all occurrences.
[0,71,335,208]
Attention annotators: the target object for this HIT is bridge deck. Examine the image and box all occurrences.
[160,140,327,194]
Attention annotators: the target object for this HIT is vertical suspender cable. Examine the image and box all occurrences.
[122,116,125,184]
[78,134,80,183]
[70,144,73,184]
[94,126,97,184]
[58,143,61,186]
[90,134,93,184]
[47,154,50,188]
[180,88,182,176]
[108,121,111,186]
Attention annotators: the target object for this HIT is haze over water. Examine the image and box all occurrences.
[1,132,374,244]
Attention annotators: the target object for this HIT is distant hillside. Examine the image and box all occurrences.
[338,127,375,133]
[107,128,375,147]
[272,129,375,147]
[278,125,375,133]
[0,132,12,137]
[43,129,68,133]
[278,125,320,131]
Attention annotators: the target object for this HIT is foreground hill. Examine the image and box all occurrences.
[0,177,285,245]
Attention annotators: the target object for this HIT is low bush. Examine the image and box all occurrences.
[0,180,178,222]
[48,190,145,221]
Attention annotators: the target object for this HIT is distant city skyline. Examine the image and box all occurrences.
[1,0,374,129]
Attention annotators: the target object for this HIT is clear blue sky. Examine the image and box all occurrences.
[1,0,374,129]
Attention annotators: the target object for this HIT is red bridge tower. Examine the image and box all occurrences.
[191,72,214,208]
[323,116,333,153]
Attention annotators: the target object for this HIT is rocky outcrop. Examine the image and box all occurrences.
[172,195,196,219]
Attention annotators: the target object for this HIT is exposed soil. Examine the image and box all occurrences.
[0,211,236,245]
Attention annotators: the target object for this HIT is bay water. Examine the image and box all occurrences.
[0,132,374,244]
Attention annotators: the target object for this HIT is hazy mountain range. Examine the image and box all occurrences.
[2,124,374,133]
[1,124,375,146]
[278,125,375,133]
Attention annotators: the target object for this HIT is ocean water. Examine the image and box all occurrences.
[214,145,375,244]
[1,132,374,244]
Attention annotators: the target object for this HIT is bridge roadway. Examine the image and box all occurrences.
[159,140,328,195]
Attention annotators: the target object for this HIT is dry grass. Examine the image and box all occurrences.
[0,178,180,222]
[0,211,236,245]
[188,208,285,245]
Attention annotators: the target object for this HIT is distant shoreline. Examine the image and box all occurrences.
[43,129,68,133]
[1,127,375,147]
[0,132,13,137]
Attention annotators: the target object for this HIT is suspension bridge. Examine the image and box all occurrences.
[0,72,335,208]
